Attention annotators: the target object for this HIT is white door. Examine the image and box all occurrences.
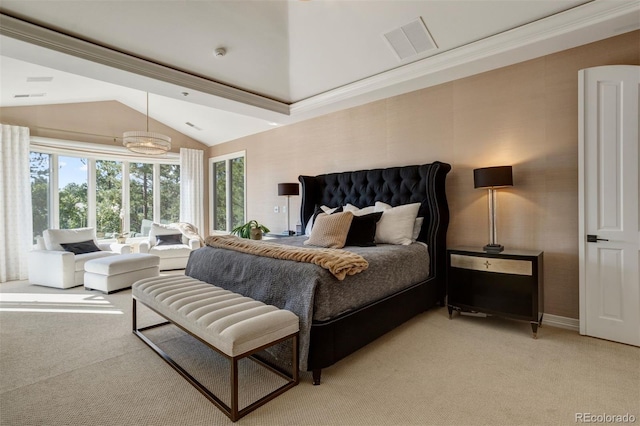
[579,65,640,347]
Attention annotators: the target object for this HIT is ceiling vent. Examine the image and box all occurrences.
[13,93,46,98]
[26,76,54,83]
[185,122,203,131]
[384,18,437,61]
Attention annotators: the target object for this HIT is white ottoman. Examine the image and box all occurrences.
[84,253,160,294]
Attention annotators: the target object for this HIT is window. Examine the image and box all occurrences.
[29,138,180,242]
[210,151,245,233]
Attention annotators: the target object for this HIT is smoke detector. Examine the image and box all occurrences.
[214,48,226,57]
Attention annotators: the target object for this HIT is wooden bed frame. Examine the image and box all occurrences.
[298,162,451,384]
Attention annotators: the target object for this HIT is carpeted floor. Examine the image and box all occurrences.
[1,277,638,426]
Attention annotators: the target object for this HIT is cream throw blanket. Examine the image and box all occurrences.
[204,235,369,280]
[170,222,205,245]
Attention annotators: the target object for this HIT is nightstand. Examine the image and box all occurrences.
[447,247,544,338]
[263,233,296,240]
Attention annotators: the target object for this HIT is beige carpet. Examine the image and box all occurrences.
[1,277,638,426]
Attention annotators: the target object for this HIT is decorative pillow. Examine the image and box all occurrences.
[304,211,354,248]
[374,202,421,245]
[60,239,101,255]
[343,204,376,216]
[156,233,184,246]
[306,205,343,236]
[149,223,186,247]
[345,212,383,247]
[44,227,98,251]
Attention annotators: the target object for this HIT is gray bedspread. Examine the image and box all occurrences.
[185,236,429,370]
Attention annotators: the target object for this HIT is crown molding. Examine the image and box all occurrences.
[0,13,290,116]
[290,0,640,116]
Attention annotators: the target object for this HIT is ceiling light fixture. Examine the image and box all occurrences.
[123,93,171,155]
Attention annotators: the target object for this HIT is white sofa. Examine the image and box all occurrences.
[138,223,201,270]
[29,227,131,289]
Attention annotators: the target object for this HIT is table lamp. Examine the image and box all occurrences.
[473,166,513,253]
[278,183,299,235]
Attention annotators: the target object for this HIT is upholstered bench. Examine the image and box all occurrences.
[84,253,160,294]
[131,275,299,422]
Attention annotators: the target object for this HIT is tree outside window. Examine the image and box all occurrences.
[58,156,88,230]
[160,164,180,224]
[96,160,122,238]
[30,152,51,243]
[130,162,154,236]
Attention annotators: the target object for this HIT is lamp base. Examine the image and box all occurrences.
[483,244,504,253]
[282,230,296,236]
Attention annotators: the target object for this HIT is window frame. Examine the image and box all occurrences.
[30,136,180,241]
[209,150,246,234]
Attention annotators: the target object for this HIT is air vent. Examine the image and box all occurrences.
[26,76,54,83]
[185,122,203,131]
[13,93,46,98]
[384,17,437,61]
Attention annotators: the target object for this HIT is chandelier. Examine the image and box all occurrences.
[123,93,171,155]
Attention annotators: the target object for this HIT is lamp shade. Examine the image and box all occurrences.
[278,183,299,196]
[473,166,513,188]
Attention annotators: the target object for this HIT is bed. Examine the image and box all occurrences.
[185,162,451,384]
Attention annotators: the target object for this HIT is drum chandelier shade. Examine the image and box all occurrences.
[123,93,171,155]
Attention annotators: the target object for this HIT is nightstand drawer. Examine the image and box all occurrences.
[450,254,532,276]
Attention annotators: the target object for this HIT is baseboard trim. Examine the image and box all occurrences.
[542,314,579,331]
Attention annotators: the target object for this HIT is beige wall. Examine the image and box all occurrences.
[0,100,211,233]
[210,30,640,319]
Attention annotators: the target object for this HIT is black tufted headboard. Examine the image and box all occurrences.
[298,162,451,293]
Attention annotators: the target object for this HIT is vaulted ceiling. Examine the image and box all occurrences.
[1,1,638,146]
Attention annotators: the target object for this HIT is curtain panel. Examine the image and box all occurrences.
[0,124,33,282]
[179,148,204,235]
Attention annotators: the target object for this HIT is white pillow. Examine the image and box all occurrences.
[44,227,98,251]
[320,205,340,214]
[374,202,421,245]
[344,203,376,216]
[412,217,424,241]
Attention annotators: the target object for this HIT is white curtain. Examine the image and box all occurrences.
[179,148,204,235]
[0,125,33,282]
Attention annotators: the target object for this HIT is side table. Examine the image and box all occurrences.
[447,247,544,338]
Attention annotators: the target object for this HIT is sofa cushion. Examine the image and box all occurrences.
[149,244,192,259]
[44,227,98,251]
